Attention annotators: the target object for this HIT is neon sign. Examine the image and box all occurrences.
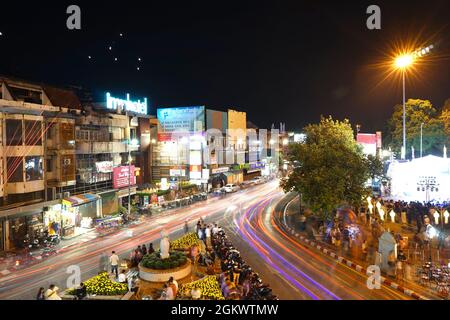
[106,92,147,115]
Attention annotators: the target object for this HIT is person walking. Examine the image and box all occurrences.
[36,287,45,300]
[142,244,148,256]
[45,284,62,300]
[184,220,189,234]
[110,251,120,278]
[148,243,155,254]
[205,225,212,248]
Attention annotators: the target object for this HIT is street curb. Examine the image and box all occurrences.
[280,196,429,301]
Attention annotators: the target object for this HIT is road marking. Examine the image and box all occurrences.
[0,270,11,276]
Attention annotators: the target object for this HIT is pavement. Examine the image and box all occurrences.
[282,195,446,300]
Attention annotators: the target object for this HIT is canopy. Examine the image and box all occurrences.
[63,193,100,207]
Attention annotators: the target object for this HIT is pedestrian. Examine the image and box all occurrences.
[159,283,174,300]
[212,223,219,236]
[205,225,211,248]
[36,287,45,300]
[148,243,155,254]
[169,276,178,293]
[142,244,147,256]
[362,240,368,262]
[45,284,62,300]
[184,220,189,234]
[75,283,87,300]
[168,277,178,298]
[110,251,120,278]
[137,245,142,255]
[197,226,203,241]
[118,270,127,283]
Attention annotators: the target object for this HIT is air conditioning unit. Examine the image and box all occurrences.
[63,192,71,198]
[55,193,63,199]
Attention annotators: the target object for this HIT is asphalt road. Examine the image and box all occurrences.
[0,180,415,300]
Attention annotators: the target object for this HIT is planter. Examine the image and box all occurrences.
[139,260,192,282]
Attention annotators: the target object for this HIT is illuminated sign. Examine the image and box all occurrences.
[157,106,205,135]
[113,166,136,189]
[106,93,147,115]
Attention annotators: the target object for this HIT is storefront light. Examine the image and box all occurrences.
[444,210,449,224]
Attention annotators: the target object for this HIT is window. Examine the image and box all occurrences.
[25,120,42,146]
[6,119,23,146]
[25,156,43,181]
[7,157,24,182]
[46,159,53,173]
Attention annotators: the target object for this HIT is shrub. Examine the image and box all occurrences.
[141,251,188,270]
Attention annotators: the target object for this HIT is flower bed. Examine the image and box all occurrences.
[177,276,224,300]
[170,232,201,250]
[141,251,187,270]
[67,272,128,296]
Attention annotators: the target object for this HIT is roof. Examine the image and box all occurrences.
[43,85,82,110]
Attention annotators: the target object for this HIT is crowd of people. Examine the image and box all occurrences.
[211,223,277,300]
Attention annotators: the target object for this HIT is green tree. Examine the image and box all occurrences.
[387,99,446,158]
[281,116,370,221]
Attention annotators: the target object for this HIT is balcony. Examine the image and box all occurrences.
[76,141,139,154]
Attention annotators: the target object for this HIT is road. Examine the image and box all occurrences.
[0,180,415,300]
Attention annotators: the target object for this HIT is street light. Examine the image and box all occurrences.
[393,45,434,159]
[127,138,140,217]
[394,54,414,160]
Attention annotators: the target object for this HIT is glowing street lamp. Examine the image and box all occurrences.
[393,45,434,159]
[443,210,449,224]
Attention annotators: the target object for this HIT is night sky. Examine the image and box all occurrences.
[0,0,449,132]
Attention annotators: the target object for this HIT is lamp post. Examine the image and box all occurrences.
[393,45,434,159]
[420,122,424,158]
[127,138,140,217]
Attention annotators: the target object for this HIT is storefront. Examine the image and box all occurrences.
[117,187,139,208]
[8,211,45,250]
[61,193,102,238]
[99,190,119,216]
[210,167,229,189]
[223,171,243,185]
[43,204,62,236]
[244,162,265,181]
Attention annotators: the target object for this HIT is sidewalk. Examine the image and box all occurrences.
[283,196,446,300]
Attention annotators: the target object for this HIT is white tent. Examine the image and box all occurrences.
[387,155,450,202]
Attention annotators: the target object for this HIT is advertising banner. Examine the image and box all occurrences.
[157,106,205,134]
[96,161,114,173]
[113,165,136,189]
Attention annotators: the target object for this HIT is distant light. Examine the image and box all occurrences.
[108,46,112,50]
[137,67,140,71]
[114,57,118,61]
[282,138,289,146]
[0,31,3,36]
[88,55,92,59]
[138,57,142,61]
[119,33,123,37]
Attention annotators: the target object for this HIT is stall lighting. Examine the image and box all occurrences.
[444,210,449,224]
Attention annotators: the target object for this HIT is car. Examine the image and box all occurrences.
[251,177,264,185]
[223,184,240,193]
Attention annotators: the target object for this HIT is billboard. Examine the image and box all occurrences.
[113,165,136,189]
[157,106,205,140]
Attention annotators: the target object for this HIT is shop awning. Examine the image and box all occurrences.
[63,193,100,207]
